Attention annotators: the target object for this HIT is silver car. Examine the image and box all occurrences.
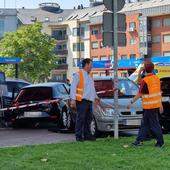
[91,77,143,136]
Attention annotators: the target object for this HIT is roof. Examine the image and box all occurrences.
[17,8,75,25]
[6,78,31,84]
[23,82,64,89]
[120,0,170,15]
[66,5,105,22]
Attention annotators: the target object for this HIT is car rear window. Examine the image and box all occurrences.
[161,78,170,96]
[16,87,52,102]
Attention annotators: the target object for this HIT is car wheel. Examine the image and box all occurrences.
[161,121,170,132]
[90,117,100,137]
[61,110,71,129]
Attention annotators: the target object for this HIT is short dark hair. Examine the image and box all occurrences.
[82,58,92,68]
[144,55,151,61]
[145,62,154,73]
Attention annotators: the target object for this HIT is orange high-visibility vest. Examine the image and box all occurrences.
[142,75,162,109]
[76,70,93,101]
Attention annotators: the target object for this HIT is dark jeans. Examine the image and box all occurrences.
[136,108,164,145]
[75,99,93,139]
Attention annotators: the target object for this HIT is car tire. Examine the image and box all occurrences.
[90,117,100,137]
[161,121,170,132]
[61,109,71,129]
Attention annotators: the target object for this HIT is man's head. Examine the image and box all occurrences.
[145,61,154,73]
[66,79,70,85]
[82,58,92,73]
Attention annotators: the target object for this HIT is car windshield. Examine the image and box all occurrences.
[15,87,52,103]
[94,79,139,98]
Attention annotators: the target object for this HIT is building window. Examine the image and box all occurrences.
[73,43,84,51]
[92,42,99,49]
[100,41,103,48]
[73,28,80,36]
[73,27,84,37]
[100,56,107,60]
[58,57,67,64]
[152,19,161,28]
[80,27,85,37]
[73,58,81,67]
[163,52,170,56]
[130,54,136,59]
[92,29,99,35]
[92,56,98,61]
[152,35,161,43]
[44,17,50,22]
[129,22,136,31]
[163,18,170,27]
[58,17,63,22]
[130,37,136,45]
[163,34,170,43]
[121,55,127,59]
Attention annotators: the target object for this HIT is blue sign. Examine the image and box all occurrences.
[0,58,21,64]
[90,56,170,69]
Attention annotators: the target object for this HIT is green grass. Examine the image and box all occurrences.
[0,135,170,170]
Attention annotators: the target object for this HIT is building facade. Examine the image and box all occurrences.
[0,9,18,38]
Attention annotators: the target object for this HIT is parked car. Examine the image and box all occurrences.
[11,82,74,128]
[6,78,31,98]
[159,77,170,131]
[91,77,143,136]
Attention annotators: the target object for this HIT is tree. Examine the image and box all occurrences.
[0,22,57,83]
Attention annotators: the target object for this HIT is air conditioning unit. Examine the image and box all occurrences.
[129,27,135,32]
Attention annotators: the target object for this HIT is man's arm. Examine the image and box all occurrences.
[127,92,142,109]
[136,67,144,85]
[70,73,79,108]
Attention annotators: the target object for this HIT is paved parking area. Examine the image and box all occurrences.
[0,128,138,148]
[0,128,75,147]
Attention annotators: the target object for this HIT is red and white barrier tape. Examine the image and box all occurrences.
[0,99,61,112]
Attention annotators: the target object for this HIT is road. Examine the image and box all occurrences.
[0,128,138,148]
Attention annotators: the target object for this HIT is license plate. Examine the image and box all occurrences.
[24,112,42,117]
[125,119,141,126]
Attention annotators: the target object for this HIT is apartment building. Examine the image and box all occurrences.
[120,0,170,58]
[0,9,18,38]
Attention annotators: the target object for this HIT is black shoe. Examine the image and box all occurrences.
[155,143,164,148]
[76,137,84,142]
[84,136,96,141]
[131,140,143,146]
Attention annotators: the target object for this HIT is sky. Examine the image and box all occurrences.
[0,0,90,9]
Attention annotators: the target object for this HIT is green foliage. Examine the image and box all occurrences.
[0,22,57,83]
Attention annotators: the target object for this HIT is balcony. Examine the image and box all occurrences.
[52,34,68,41]
[54,49,68,55]
[56,64,68,70]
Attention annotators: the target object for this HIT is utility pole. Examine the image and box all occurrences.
[113,0,119,139]
[103,0,126,139]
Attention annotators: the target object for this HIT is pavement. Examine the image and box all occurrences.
[0,128,138,148]
[0,128,75,148]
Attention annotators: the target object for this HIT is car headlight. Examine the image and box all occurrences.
[102,108,114,117]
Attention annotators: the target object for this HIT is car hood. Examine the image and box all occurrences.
[99,98,142,111]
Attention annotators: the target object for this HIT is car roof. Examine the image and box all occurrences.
[22,82,65,89]
[6,78,31,84]
[94,76,127,81]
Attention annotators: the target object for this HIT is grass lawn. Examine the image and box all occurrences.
[0,135,170,170]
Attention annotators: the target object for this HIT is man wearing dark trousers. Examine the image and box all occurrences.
[70,58,99,142]
[127,62,164,147]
